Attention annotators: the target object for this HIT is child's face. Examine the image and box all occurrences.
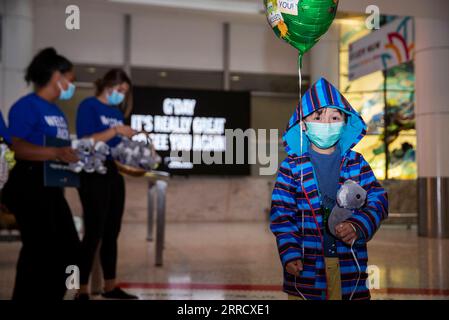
[301,108,346,150]
[301,108,345,131]
[305,108,344,123]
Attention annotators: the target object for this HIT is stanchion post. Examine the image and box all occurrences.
[155,180,168,266]
[147,181,155,241]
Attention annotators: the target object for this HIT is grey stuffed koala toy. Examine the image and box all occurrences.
[69,138,110,174]
[69,138,94,173]
[93,141,110,174]
[112,137,161,171]
[328,180,367,237]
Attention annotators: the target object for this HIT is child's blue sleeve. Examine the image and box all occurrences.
[270,157,302,267]
[347,155,389,243]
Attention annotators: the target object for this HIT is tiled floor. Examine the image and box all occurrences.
[1,222,448,300]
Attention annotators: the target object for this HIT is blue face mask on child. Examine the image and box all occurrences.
[58,81,76,100]
[305,121,345,149]
[107,89,125,106]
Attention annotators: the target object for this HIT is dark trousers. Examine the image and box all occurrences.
[78,161,125,285]
[2,161,81,300]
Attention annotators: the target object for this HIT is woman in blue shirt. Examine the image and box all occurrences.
[2,47,81,300]
[75,69,136,300]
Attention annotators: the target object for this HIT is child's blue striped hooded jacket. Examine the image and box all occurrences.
[270,77,388,300]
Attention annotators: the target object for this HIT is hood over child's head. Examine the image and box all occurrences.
[283,77,367,157]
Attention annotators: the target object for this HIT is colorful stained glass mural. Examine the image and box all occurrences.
[339,18,416,180]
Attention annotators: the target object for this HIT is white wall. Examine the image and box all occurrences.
[339,0,449,21]
[230,22,307,76]
[30,0,449,72]
[33,0,125,66]
[32,0,306,76]
[131,12,224,71]
[106,0,449,21]
[65,176,273,222]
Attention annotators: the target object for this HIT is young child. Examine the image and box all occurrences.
[270,77,388,300]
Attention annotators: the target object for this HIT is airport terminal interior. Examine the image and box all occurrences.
[0,0,448,300]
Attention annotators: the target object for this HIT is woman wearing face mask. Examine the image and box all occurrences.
[2,47,81,300]
[75,68,137,300]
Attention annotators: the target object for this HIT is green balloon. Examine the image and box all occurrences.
[265,0,339,57]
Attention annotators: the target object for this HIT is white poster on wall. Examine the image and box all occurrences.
[348,17,415,81]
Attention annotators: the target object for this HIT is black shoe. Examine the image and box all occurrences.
[101,287,138,300]
[74,293,90,301]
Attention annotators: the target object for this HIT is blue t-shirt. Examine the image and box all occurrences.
[8,93,70,146]
[0,112,11,144]
[76,97,124,148]
[309,145,341,257]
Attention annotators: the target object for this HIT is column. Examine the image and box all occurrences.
[415,17,449,238]
[309,22,340,86]
[0,0,33,117]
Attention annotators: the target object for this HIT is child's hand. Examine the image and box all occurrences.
[286,260,303,276]
[335,222,358,245]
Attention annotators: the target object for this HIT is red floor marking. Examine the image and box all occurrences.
[119,283,281,291]
[118,282,449,296]
[375,288,449,296]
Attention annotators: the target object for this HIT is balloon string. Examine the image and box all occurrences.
[298,53,305,285]
[298,53,303,186]
[298,54,302,103]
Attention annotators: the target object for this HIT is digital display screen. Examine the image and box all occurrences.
[130,87,251,175]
